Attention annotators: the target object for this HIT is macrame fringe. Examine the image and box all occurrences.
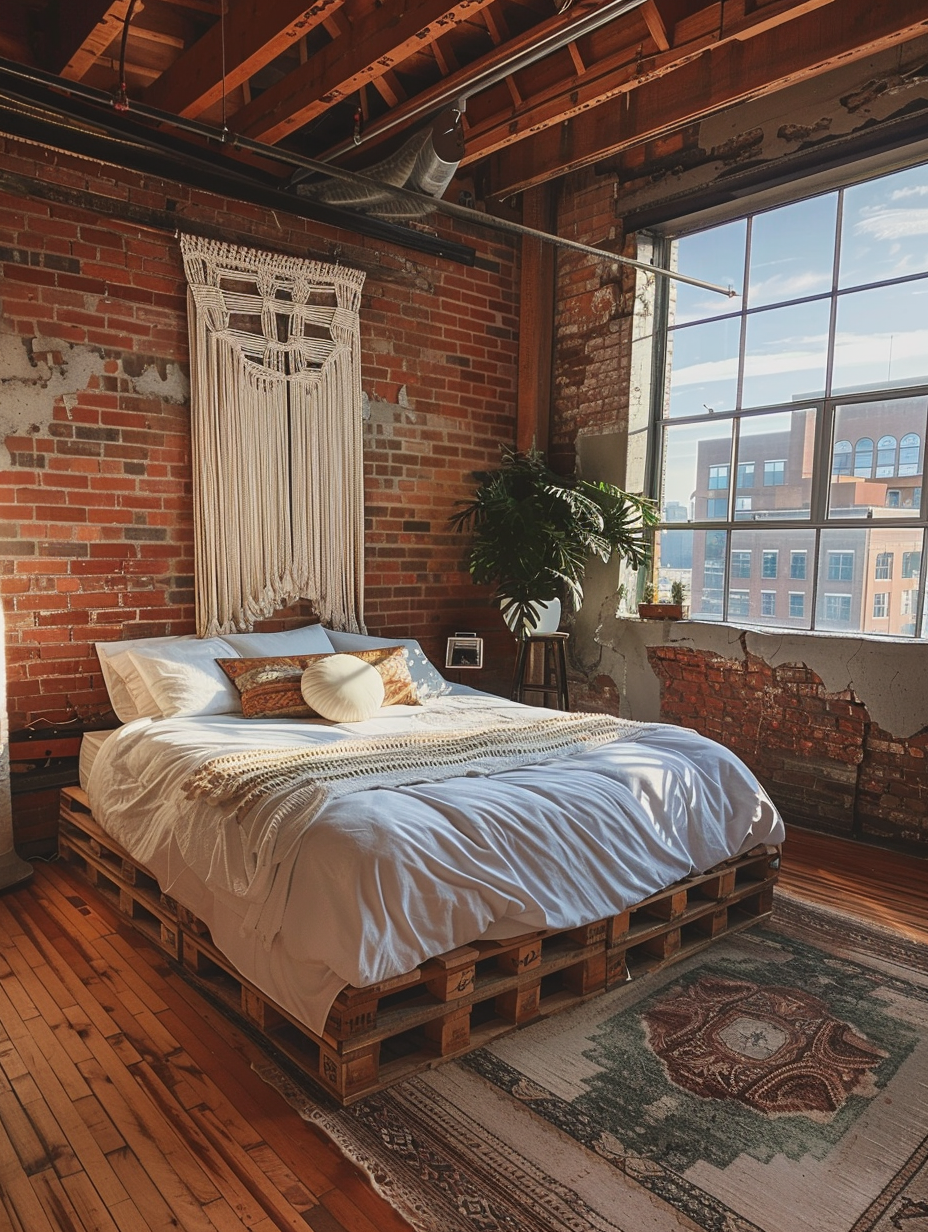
[181,234,366,636]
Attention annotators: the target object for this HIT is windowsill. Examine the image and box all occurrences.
[619,614,927,645]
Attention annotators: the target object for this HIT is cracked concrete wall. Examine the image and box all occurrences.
[587,619,928,739]
[573,618,928,847]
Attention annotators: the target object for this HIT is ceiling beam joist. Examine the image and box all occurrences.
[233,0,497,145]
[487,0,928,196]
[319,0,649,166]
[461,0,836,168]
[144,0,347,119]
[56,0,138,81]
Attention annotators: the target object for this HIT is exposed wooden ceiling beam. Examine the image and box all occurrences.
[486,0,928,196]
[55,0,139,81]
[319,0,649,167]
[459,0,836,168]
[145,0,347,119]
[231,0,498,145]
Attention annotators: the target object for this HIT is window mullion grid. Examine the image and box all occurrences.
[735,220,751,412]
[917,527,928,639]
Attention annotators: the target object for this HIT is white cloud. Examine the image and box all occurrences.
[854,207,928,241]
[748,271,831,301]
[890,185,928,201]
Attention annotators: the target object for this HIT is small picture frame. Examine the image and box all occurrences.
[445,634,484,670]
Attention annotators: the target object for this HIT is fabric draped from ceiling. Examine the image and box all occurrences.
[180,234,367,636]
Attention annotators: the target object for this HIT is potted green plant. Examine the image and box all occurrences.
[451,448,656,637]
[638,579,686,620]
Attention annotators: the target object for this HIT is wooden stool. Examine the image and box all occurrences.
[511,632,570,710]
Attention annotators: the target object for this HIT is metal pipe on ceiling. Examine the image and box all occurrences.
[0,56,735,297]
[320,0,650,165]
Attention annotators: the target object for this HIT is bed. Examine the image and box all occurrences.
[60,624,785,1103]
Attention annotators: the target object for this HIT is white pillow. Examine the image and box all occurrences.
[222,624,334,657]
[300,654,385,723]
[325,630,452,700]
[95,634,196,722]
[125,637,240,718]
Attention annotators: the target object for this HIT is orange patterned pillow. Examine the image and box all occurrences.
[217,647,419,719]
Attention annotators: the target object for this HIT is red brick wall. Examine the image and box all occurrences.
[550,173,636,474]
[647,645,928,848]
[0,136,519,729]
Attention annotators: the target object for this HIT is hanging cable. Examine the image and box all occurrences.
[113,0,140,112]
[220,0,229,140]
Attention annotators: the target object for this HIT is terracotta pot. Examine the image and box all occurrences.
[637,603,684,620]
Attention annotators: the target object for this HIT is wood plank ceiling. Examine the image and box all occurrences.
[1,0,927,209]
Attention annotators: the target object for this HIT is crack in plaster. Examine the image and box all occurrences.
[0,334,189,468]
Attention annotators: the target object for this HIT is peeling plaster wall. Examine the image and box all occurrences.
[0,334,188,468]
[553,48,928,850]
[608,34,928,228]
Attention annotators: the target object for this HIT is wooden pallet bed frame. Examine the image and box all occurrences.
[59,785,781,1105]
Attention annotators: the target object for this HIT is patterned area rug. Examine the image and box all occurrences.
[256,895,928,1232]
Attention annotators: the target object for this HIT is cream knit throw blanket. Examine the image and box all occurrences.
[184,710,643,835]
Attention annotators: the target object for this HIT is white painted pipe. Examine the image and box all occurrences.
[0,599,33,890]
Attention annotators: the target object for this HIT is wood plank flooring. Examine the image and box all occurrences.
[0,860,415,1232]
[0,829,926,1232]
[778,825,928,944]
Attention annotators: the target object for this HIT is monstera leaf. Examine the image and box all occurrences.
[451,450,655,637]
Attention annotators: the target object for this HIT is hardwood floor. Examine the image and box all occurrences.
[0,860,415,1232]
[778,825,928,944]
[0,830,926,1231]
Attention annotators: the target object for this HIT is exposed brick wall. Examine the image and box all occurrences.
[646,644,928,850]
[550,172,636,475]
[0,136,519,729]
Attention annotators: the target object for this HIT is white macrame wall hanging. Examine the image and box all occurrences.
[180,234,367,636]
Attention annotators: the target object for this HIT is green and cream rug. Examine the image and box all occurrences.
[257,896,928,1232]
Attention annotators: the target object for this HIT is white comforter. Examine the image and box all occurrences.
[87,693,784,1035]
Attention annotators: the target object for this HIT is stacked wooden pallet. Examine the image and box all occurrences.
[59,785,780,1105]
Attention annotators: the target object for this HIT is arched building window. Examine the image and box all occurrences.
[832,439,852,476]
[876,435,897,478]
[899,432,921,476]
[854,438,874,477]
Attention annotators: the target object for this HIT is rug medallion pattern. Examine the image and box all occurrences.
[264,899,928,1232]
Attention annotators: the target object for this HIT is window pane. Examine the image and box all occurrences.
[667,317,741,417]
[657,529,725,620]
[673,220,747,324]
[729,529,815,628]
[742,299,830,408]
[816,527,926,634]
[689,530,727,619]
[839,163,928,289]
[662,420,733,520]
[829,397,927,517]
[749,194,838,308]
[734,409,814,520]
[832,278,928,392]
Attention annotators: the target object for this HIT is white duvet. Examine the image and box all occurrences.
[87,692,784,1035]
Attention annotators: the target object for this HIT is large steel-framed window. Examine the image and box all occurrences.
[650,160,928,638]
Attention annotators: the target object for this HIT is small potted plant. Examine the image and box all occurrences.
[637,580,685,620]
[670,579,688,618]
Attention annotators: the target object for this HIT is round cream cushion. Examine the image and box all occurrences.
[300,654,385,722]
